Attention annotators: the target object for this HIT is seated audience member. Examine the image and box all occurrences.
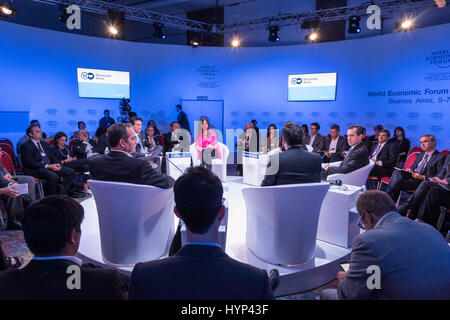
[236,122,258,175]
[20,125,77,197]
[261,124,280,153]
[163,121,183,153]
[89,123,174,188]
[0,196,127,299]
[389,126,411,164]
[320,191,450,300]
[386,134,445,202]
[1,150,36,202]
[323,124,349,163]
[129,166,273,300]
[303,122,325,153]
[51,132,90,195]
[16,119,47,156]
[71,129,98,159]
[301,124,310,140]
[360,127,374,153]
[398,154,449,225]
[70,121,87,141]
[369,129,398,180]
[99,109,115,129]
[144,125,164,157]
[147,120,160,136]
[262,123,321,186]
[321,125,369,180]
[92,126,108,154]
[0,178,28,230]
[368,124,383,143]
[130,117,149,154]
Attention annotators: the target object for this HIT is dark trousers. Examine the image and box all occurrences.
[386,170,422,202]
[0,194,25,222]
[0,244,7,271]
[370,165,394,179]
[405,180,436,219]
[417,184,450,226]
[63,159,90,183]
[30,166,76,195]
[201,148,217,171]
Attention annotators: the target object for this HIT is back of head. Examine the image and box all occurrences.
[356,190,397,219]
[107,123,131,148]
[282,123,304,146]
[22,195,84,256]
[174,166,223,234]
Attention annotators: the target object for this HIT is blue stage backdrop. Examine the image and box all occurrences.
[0,20,449,150]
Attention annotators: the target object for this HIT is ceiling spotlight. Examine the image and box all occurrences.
[348,15,361,34]
[108,25,119,36]
[0,2,18,16]
[231,36,240,48]
[190,39,199,48]
[268,25,280,42]
[153,22,166,39]
[305,31,319,42]
[395,18,414,31]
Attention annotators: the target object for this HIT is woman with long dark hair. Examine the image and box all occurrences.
[147,120,160,136]
[262,124,280,153]
[389,126,410,163]
[195,117,221,169]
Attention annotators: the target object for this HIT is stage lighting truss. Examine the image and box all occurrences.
[0,1,18,16]
[32,0,438,36]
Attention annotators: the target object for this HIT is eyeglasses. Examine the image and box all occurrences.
[358,212,366,230]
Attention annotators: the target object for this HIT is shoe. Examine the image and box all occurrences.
[83,189,93,195]
[6,256,22,269]
[398,202,410,216]
[6,220,23,231]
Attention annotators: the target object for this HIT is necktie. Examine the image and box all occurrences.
[344,147,353,160]
[37,142,50,165]
[371,144,382,158]
[415,154,429,174]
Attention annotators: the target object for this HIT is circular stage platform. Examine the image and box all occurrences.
[78,176,352,296]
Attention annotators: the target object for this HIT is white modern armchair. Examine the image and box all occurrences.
[189,142,229,182]
[242,183,330,266]
[88,180,175,266]
[327,160,375,187]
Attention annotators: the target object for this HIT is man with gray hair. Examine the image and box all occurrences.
[386,134,445,204]
[321,190,450,300]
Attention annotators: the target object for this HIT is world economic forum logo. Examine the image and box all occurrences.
[81,72,95,80]
[291,78,302,85]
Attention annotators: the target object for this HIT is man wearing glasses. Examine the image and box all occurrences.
[320,190,450,300]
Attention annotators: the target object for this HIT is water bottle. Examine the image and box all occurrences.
[446,231,450,243]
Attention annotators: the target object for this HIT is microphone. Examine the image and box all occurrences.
[160,153,185,174]
[327,179,343,186]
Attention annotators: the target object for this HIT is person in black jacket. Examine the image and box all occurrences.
[20,125,77,196]
[323,124,350,163]
[163,121,183,153]
[129,166,273,300]
[321,125,369,180]
[0,195,127,299]
[369,130,398,179]
[89,123,174,189]
[303,122,325,153]
[262,123,321,186]
[389,126,411,164]
[386,134,445,203]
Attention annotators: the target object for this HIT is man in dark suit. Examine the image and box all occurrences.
[163,121,183,153]
[303,122,325,153]
[386,134,445,203]
[262,123,321,186]
[20,125,78,197]
[176,104,190,133]
[129,116,150,154]
[369,129,398,179]
[323,124,349,163]
[0,178,26,230]
[0,195,127,300]
[89,123,174,189]
[129,166,273,300]
[398,154,449,224]
[321,125,369,180]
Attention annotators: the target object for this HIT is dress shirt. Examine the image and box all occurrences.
[32,255,82,266]
[414,150,434,174]
[31,139,50,168]
[374,211,397,228]
[309,134,316,147]
[110,149,133,157]
[328,138,338,153]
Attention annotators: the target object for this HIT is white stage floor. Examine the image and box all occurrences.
[78,176,352,296]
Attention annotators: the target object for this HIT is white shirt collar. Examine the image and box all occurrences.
[110,149,133,157]
[374,212,397,228]
[32,255,82,266]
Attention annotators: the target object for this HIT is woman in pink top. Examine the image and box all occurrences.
[195,117,221,169]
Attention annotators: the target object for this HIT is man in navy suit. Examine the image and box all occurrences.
[368,129,398,179]
[322,124,349,163]
[129,166,273,300]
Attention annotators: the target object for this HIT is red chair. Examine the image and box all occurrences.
[381,152,420,187]
[407,146,422,158]
[154,135,165,148]
[0,151,15,175]
[442,149,450,156]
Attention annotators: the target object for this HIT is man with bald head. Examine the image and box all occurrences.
[320,190,450,300]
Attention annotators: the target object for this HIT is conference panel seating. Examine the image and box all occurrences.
[327,160,375,188]
[243,183,330,266]
[189,142,230,183]
[442,149,450,156]
[88,180,175,266]
[407,146,423,158]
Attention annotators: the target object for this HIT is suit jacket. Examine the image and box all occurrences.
[303,133,325,152]
[88,151,174,189]
[324,136,349,162]
[20,139,57,174]
[338,212,450,300]
[71,139,97,159]
[327,142,369,175]
[135,132,151,154]
[370,141,398,168]
[262,146,322,186]
[50,145,73,163]
[410,150,445,179]
[177,111,190,132]
[437,154,450,184]
[0,259,126,300]
[129,245,273,300]
[163,132,183,152]
[388,137,411,156]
